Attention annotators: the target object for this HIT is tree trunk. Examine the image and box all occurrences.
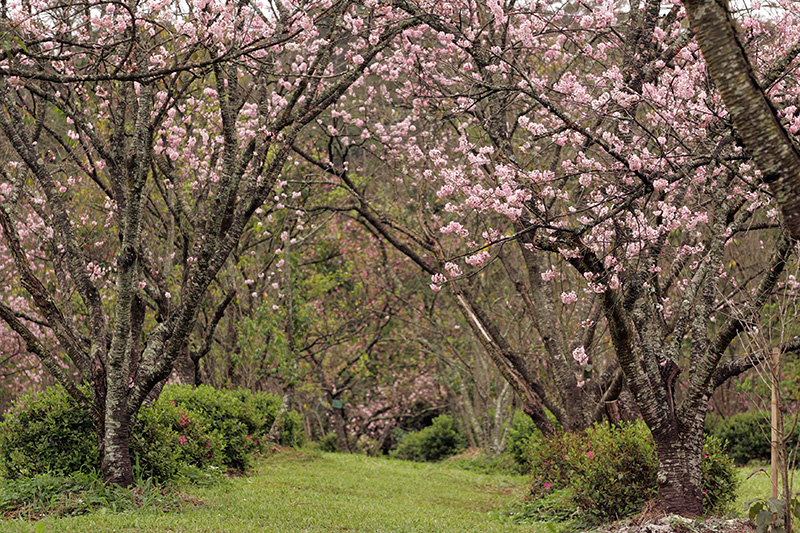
[652,428,704,516]
[333,407,352,452]
[101,406,134,486]
[684,0,800,239]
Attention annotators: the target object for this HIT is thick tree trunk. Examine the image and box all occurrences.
[101,407,134,486]
[653,428,704,516]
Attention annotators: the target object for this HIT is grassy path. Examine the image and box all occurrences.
[0,450,539,532]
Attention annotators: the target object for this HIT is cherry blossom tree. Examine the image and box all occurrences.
[292,0,800,515]
[0,0,420,485]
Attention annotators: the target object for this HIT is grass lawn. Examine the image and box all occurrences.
[1,452,788,532]
[735,465,800,512]
[0,450,540,533]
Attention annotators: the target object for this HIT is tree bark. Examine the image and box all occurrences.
[652,427,704,516]
[101,404,134,487]
[684,0,800,239]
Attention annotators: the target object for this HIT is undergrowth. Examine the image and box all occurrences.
[0,471,196,520]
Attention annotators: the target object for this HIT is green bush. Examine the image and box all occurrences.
[568,422,658,520]
[523,421,739,522]
[0,384,303,483]
[131,396,224,481]
[157,385,263,471]
[506,410,537,472]
[708,411,799,465]
[393,414,466,462]
[316,432,340,453]
[0,387,98,479]
[525,431,583,494]
[702,435,739,513]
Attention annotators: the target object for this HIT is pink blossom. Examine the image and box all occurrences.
[572,346,589,366]
[465,250,490,267]
[560,291,578,304]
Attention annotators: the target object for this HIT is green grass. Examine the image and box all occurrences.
[735,465,800,512]
[3,455,791,532]
[0,450,540,532]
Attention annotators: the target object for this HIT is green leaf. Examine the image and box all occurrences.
[749,501,765,522]
[755,509,773,530]
[767,496,786,514]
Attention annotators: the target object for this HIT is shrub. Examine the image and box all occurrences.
[567,421,658,520]
[393,414,466,462]
[157,385,263,471]
[525,431,583,494]
[702,435,739,513]
[0,386,98,479]
[316,432,340,453]
[523,421,739,522]
[708,411,799,465]
[131,396,224,481]
[0,384,303,483]
[151,385,305,471]
[506,410,536,472]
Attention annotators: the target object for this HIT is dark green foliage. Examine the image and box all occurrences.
[316,432,340,452]
[702,435,739,512]
[158,385,266,472]
[505,410,536,472]
[708,411,799,465]
[521,421,739,523]
[131,396,223,481]
[0,387,98,479]
[0,384,304,483]
[567,422,658,520]
[392,414,466,462]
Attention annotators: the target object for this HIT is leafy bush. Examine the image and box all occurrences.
[392,414,466,462]
[525,431,583,494]
[702,435,739,513]
[0,384,303,483]
[568,421,658,520]
[0,386,98,479]
[708,411,799,465]
[316,432,340,453]
[506,410,537,472]
[523,421,739,522]
[157,385,265,472]
[131,396,224,481]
